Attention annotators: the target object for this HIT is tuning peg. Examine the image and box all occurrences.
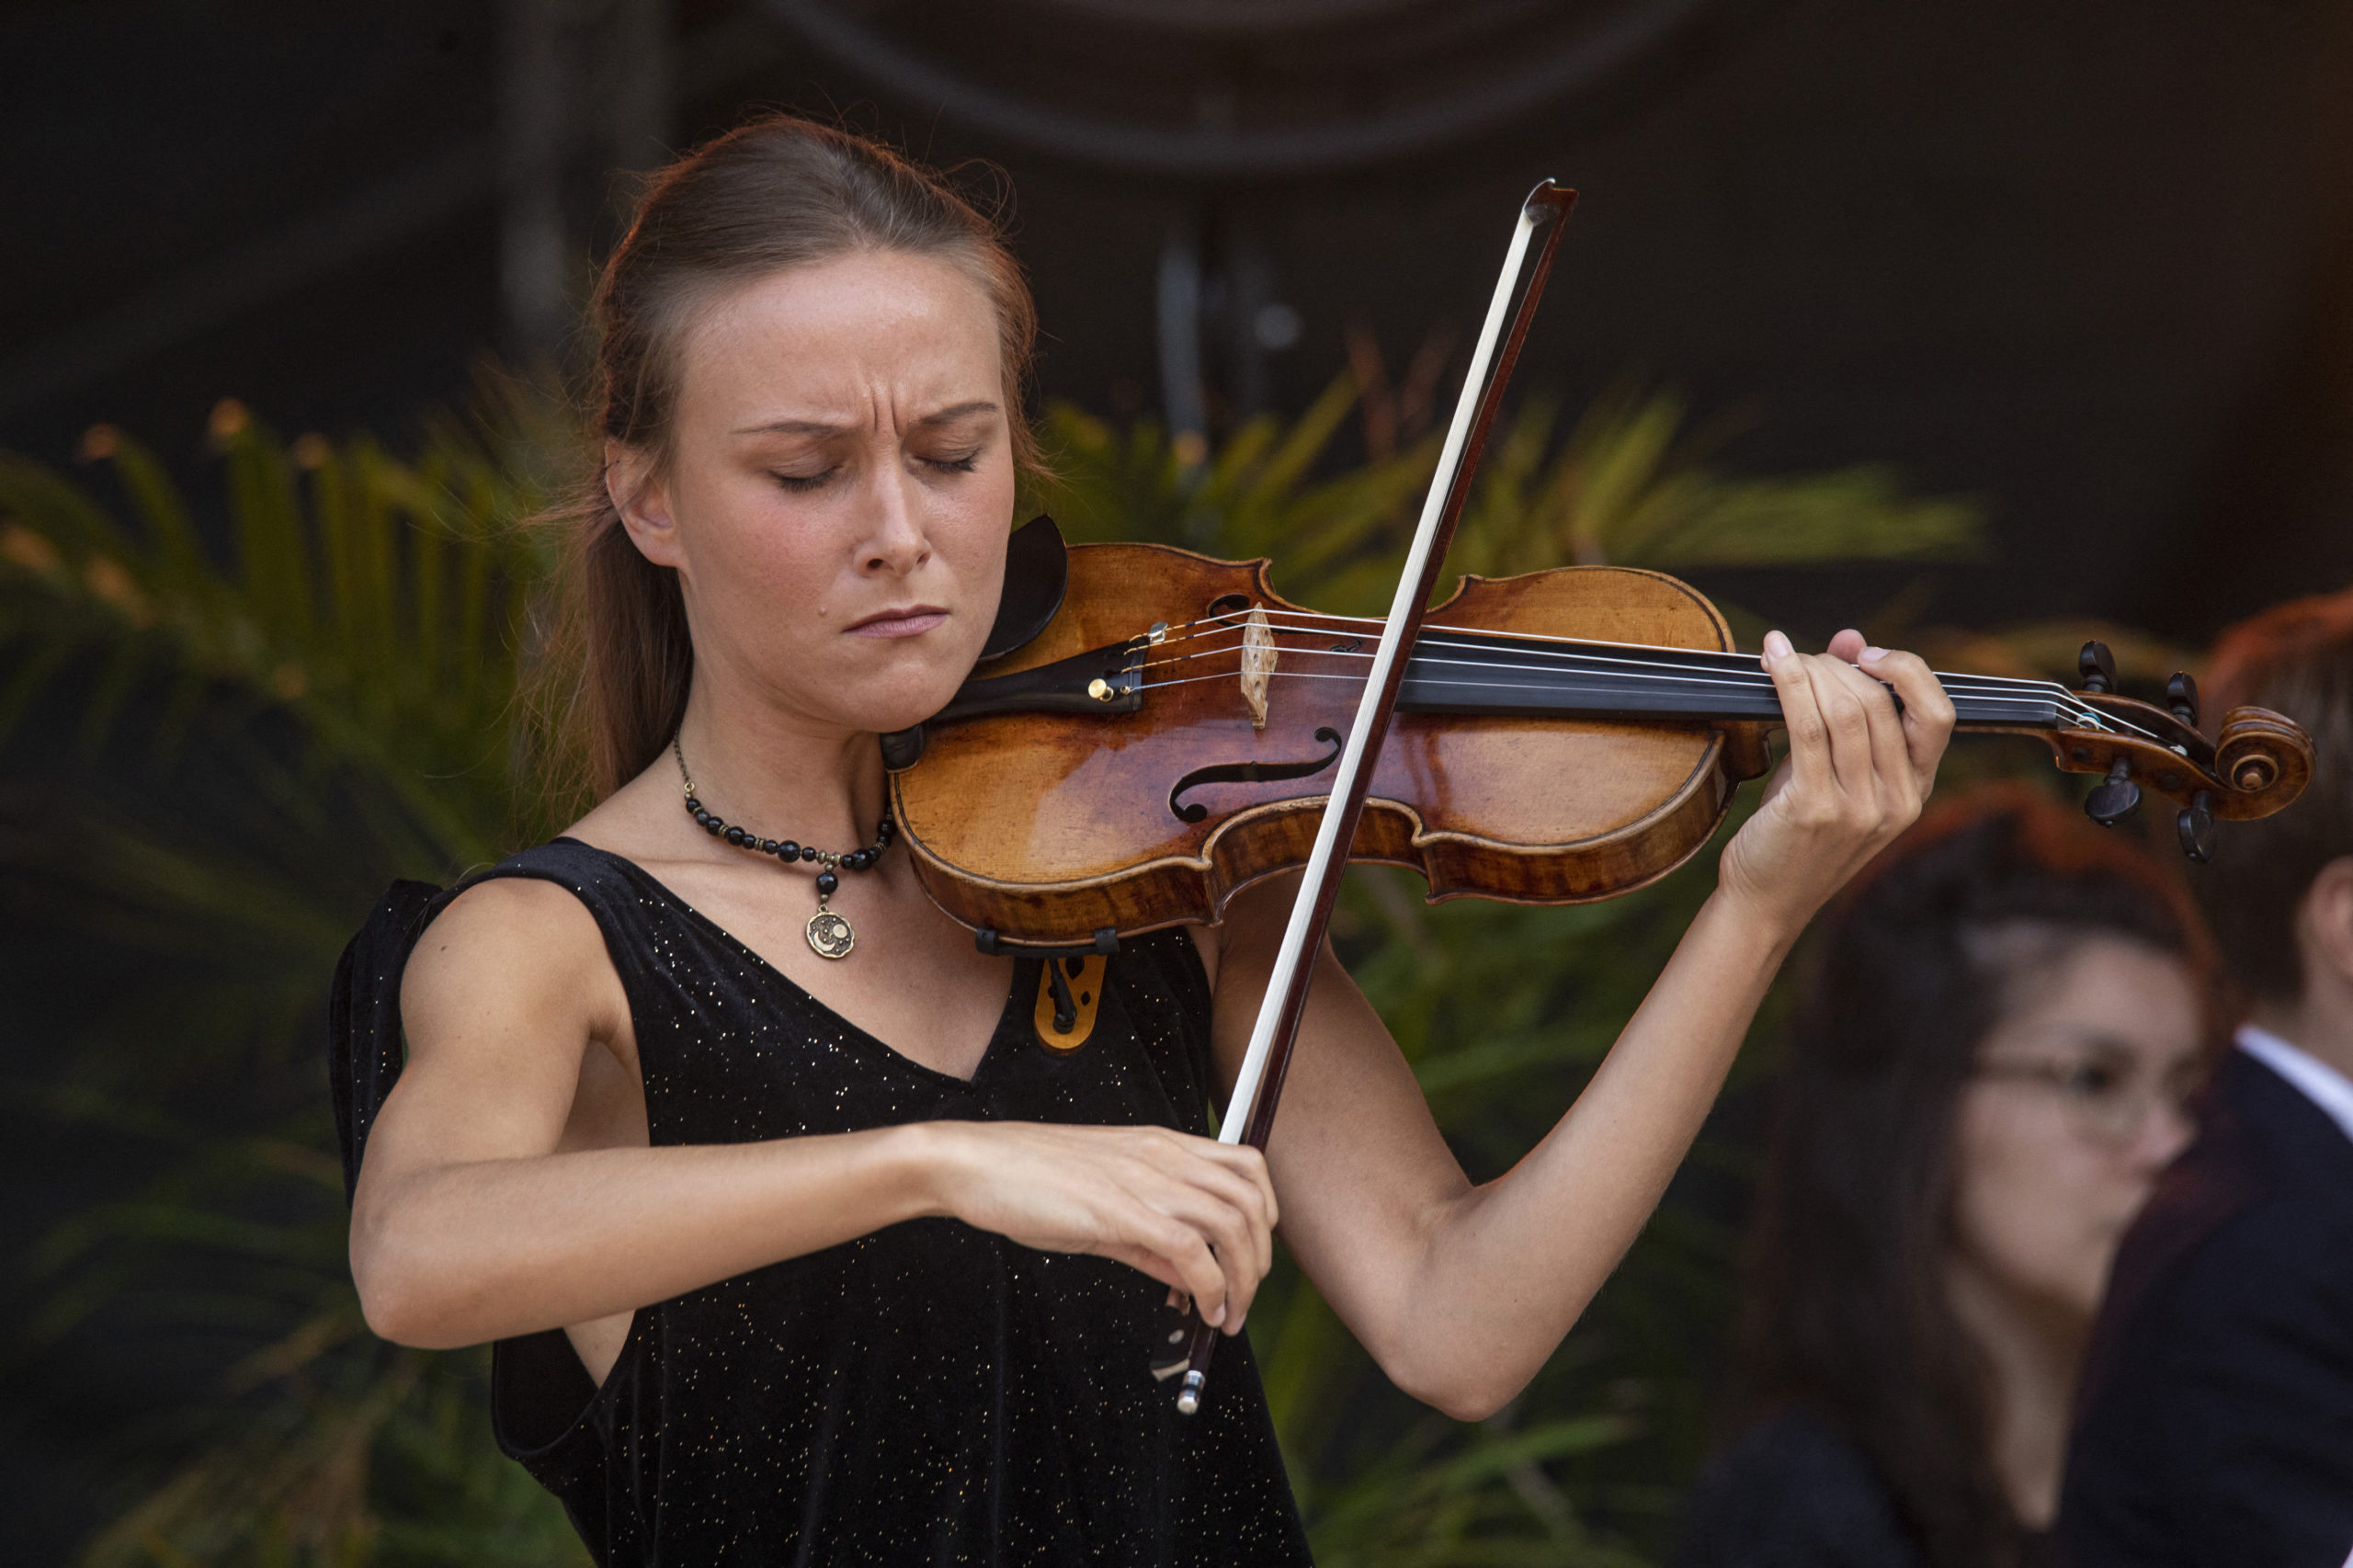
[2078,641,2118,695]
[2085,758,2142,826]
[2177,788,2215,862]
[2165,671,2200,730]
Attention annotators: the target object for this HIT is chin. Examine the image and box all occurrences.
[843,664,972,736]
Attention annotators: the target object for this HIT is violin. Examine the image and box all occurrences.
[881,181,2313,1413]
[882,523,2313,948]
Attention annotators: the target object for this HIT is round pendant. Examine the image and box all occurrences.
[806,909,856,960]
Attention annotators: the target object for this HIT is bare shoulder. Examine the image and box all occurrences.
[399,875,621,1062]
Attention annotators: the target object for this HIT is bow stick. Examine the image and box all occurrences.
[1169,179,1578,1415]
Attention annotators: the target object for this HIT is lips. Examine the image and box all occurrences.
[846,606,949,638]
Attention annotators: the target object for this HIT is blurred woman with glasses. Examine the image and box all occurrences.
[1674,784,2212,1568]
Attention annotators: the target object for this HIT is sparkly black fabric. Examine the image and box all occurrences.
[332,837,1312,1566]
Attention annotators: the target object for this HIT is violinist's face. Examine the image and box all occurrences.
[612,249,1017,736]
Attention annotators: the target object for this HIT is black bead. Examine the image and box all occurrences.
[758,839,777,854]
[801,846,819,862]
[844,850,868,871]
[778,840,800,860]
[703,816,724,835]
[684,796,700,812]
[815,869,839,897]
[724,825,747,846]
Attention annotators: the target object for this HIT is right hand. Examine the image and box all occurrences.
[926,1121,1277,1333]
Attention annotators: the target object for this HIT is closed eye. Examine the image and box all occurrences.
[925,450,982,475]
[771,468,835,494]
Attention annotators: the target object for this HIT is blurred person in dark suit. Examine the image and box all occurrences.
[1676,786,2212,1568]
[2060,590,2353,1568]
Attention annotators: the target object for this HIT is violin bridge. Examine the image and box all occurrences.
[1241,605,1277,730]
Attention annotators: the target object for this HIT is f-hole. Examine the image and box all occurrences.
[1168,726,1345,823]
[1207,593,1254,616]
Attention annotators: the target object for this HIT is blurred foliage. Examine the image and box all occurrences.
[1,371,2003,1565]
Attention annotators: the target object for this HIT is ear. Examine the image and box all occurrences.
[2298,856,2353,993]
[606,440,682,568]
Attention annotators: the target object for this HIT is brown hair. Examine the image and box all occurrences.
[2194,586,2353,1005]
[1730,784,2211,1568]
[530,114,1040,804]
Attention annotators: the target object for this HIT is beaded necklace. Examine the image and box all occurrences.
[673,738,894,959]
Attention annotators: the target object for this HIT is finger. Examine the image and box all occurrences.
[1197,1164,1275,1286]
[1798,652,1879,802]
[1225,1143,1279,1233]
[1153,1185,1265,1327]
[1163,1135,1279,1237]
[1097,1242,1189,1295]
[1763,631,1835,801]
[1145,1215,1231,1325]
[1824,627,1869,663]
[1817,653,1913,818]
[1858,645,1954,796]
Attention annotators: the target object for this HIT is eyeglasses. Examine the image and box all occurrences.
[1972,1049,2202,1147]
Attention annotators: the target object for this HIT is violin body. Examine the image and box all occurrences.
[893,542,1768,945]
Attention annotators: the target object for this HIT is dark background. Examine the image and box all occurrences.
[5,2,2352,1557]
[6,0,2350,642]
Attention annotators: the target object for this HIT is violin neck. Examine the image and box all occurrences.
[1396,630,2067,729]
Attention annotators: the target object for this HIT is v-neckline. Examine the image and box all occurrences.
[551,836,1026,1088]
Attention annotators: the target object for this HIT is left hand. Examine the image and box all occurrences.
[1716,627,1954,936]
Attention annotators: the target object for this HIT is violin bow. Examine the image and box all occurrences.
[1168,179,1579,1415]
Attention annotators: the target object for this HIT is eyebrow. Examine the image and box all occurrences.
[731,401,1001,437]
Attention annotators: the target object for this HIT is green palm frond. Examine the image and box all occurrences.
[1447,392,1983,580]
[1031,380,1985,629]
[1,398,582,1566]
[0,401,553,871]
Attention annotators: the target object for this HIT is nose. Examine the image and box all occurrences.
[857,461,931,579]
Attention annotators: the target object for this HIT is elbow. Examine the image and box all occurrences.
[348,1208,470,1349]
[1421,1378,1524,1426]
[1382,1344,1530,1425]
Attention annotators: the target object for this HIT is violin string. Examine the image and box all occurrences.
[1144,635,2061,715]
[1135,635,2116,734]
[1144,603,2149,724]
[1140,665,2063,719]
[1142,605,2063,699]
[1246,613,2161,740]
[1130,618,2143,737]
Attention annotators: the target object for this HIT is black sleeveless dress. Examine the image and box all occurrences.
[330,838,1312,1566]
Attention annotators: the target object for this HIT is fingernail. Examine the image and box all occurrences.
[1207,1301,1225,1326]
[1229,1312,1246,1335]
[1763,630,1792,659]
[1860,644,1888,664]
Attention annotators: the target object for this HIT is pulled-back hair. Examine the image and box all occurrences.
[1733,784,2211,1568]
[530,115,1040,803]
[2195,586,2353,1005]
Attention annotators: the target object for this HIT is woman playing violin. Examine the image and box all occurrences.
[341,115,1956,1565]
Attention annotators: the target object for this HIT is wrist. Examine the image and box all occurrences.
[886,1119,970,1222]
[1699,881,1809,961]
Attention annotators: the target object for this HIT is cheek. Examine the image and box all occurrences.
[671,465,832,580]
[1950,1095,2117,1316]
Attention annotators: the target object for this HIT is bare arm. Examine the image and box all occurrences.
[1210,635,1955,1419]
[351,876,1278,1349]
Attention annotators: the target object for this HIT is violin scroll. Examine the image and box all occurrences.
[2026,677,2313,857]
